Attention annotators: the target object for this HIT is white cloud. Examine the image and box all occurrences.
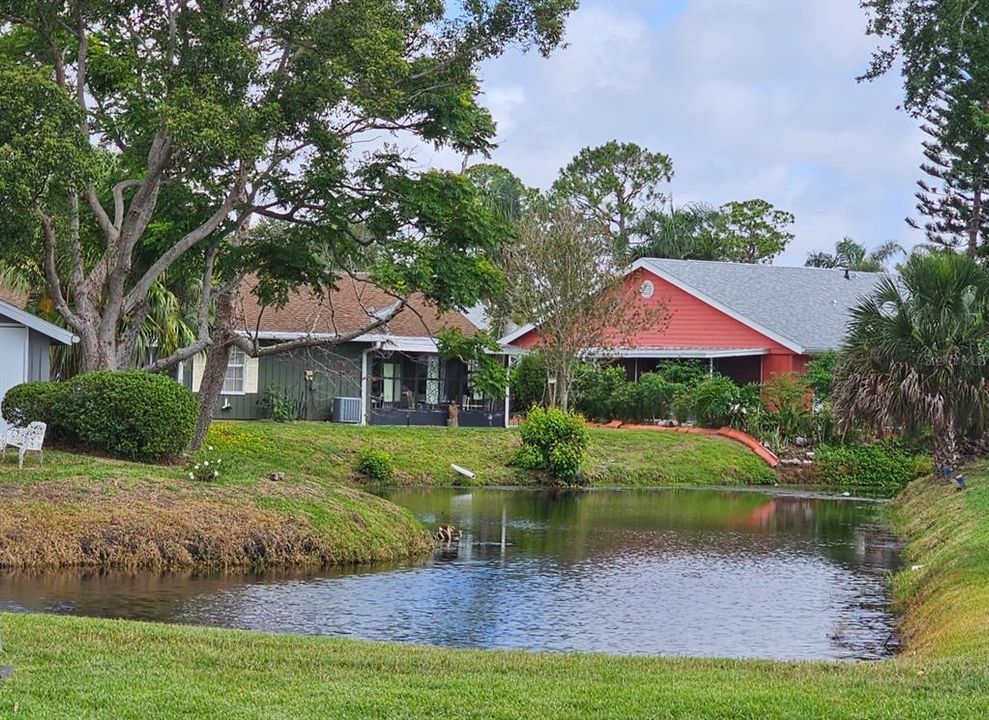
[445,0,926,264]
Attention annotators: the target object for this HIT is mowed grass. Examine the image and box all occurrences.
[0,613,986,719]
[203,421,776,487]
[1,443,988,717]
[0,421,770,571]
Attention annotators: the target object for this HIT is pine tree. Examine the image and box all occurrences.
[909,85,989,256]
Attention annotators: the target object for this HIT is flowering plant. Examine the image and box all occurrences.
[185,445,223,482]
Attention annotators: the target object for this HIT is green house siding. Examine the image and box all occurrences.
[185,343,365,421]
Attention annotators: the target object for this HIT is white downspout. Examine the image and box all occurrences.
[360,347,373,426]
[503,354,512,428]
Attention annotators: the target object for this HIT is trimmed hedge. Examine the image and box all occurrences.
[1,371,197,462]
[815,443,933,495]
[1,381,65,429]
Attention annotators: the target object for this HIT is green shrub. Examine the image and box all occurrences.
[761,372,813,442]
[510,353,547,413]
[692,376,741,428]
[356,447,394,483]
[806,351,839,402]
[815,443,933,494]
[631,372,675,421]
[59,371,197,461]
[653,360,707,386]
[514,406,589,482]
[1,381,67,429]
[263,384,297,422]
[573,363,627,421]
[671,386,695,424]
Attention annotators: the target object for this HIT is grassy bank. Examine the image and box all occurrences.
[891,462,989,659]
[205,421,776,487]
[0,471,988,717]
[0,421,771,571]
[0,450,432,570]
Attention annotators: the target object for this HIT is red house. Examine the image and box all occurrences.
[501,258,884,385]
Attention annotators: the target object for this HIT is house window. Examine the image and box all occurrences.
[223,348,247,394]
[382,361,400,403]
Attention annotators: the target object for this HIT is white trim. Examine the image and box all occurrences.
[0,300,77,345]
[497,323,535,345]
[503,355,512,428]
[630,259,806,353]
[220,347,248,395]
[238,330,511,355]
[359,348,371,425]
[583,347,768,359]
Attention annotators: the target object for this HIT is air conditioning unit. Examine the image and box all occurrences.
[332,396,362,424]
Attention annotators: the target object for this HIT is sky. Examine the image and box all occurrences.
[419,0,925,266]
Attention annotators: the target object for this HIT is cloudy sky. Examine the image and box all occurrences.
[422,0,925,266]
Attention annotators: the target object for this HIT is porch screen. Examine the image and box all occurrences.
[382,362,400,403]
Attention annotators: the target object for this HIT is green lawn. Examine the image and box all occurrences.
[0,461,987,716]
[204,420,776,487]
[0,421,772,571]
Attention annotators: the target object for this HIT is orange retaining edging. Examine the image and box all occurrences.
[587,422,780,468]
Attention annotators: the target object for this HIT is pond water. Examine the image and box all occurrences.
[0,487,901,660]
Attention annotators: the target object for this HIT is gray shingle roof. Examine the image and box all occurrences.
[634,258,886,353]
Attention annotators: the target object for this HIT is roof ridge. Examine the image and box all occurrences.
[640,257,887,275]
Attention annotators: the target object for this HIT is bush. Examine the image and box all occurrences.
[692,376,741,428]
[671,386,695,424]
[1,381,67,429]
[631,372,673,420]
[761,372,813,442]
[806,351,839,402]
[653,360,707,386]
[510,353,547,413]
[59,371,198,461]
[263,384,297,422]
[356,447,394,483]
[573,363,627,421]
[514,406,589,482]
[815,443,934,494]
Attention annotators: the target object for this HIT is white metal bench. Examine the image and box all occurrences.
[1,421,47,468]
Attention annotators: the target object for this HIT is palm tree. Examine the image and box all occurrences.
[832,252,989,475]
[631,202,720,260]
[805,237,904,271]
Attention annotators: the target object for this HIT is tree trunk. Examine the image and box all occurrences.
[969,181,982,258]
[933,412,958,480]
[189,289,236,451]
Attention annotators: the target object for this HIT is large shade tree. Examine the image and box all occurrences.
[0,0,576,445]
[833,252,989,475]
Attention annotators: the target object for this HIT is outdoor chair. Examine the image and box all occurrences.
[1,421,47,468]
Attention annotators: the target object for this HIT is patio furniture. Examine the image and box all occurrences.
[1,421,47,468]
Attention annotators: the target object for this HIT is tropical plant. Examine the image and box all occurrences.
[805,238,903,272]
[833,252,989,474]
[631,202,720,261]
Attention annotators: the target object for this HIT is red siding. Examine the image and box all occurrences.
[512,268,789,346]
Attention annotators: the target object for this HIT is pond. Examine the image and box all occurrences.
[0,487,901,661]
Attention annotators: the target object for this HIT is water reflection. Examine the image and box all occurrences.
[0,488,900,660]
